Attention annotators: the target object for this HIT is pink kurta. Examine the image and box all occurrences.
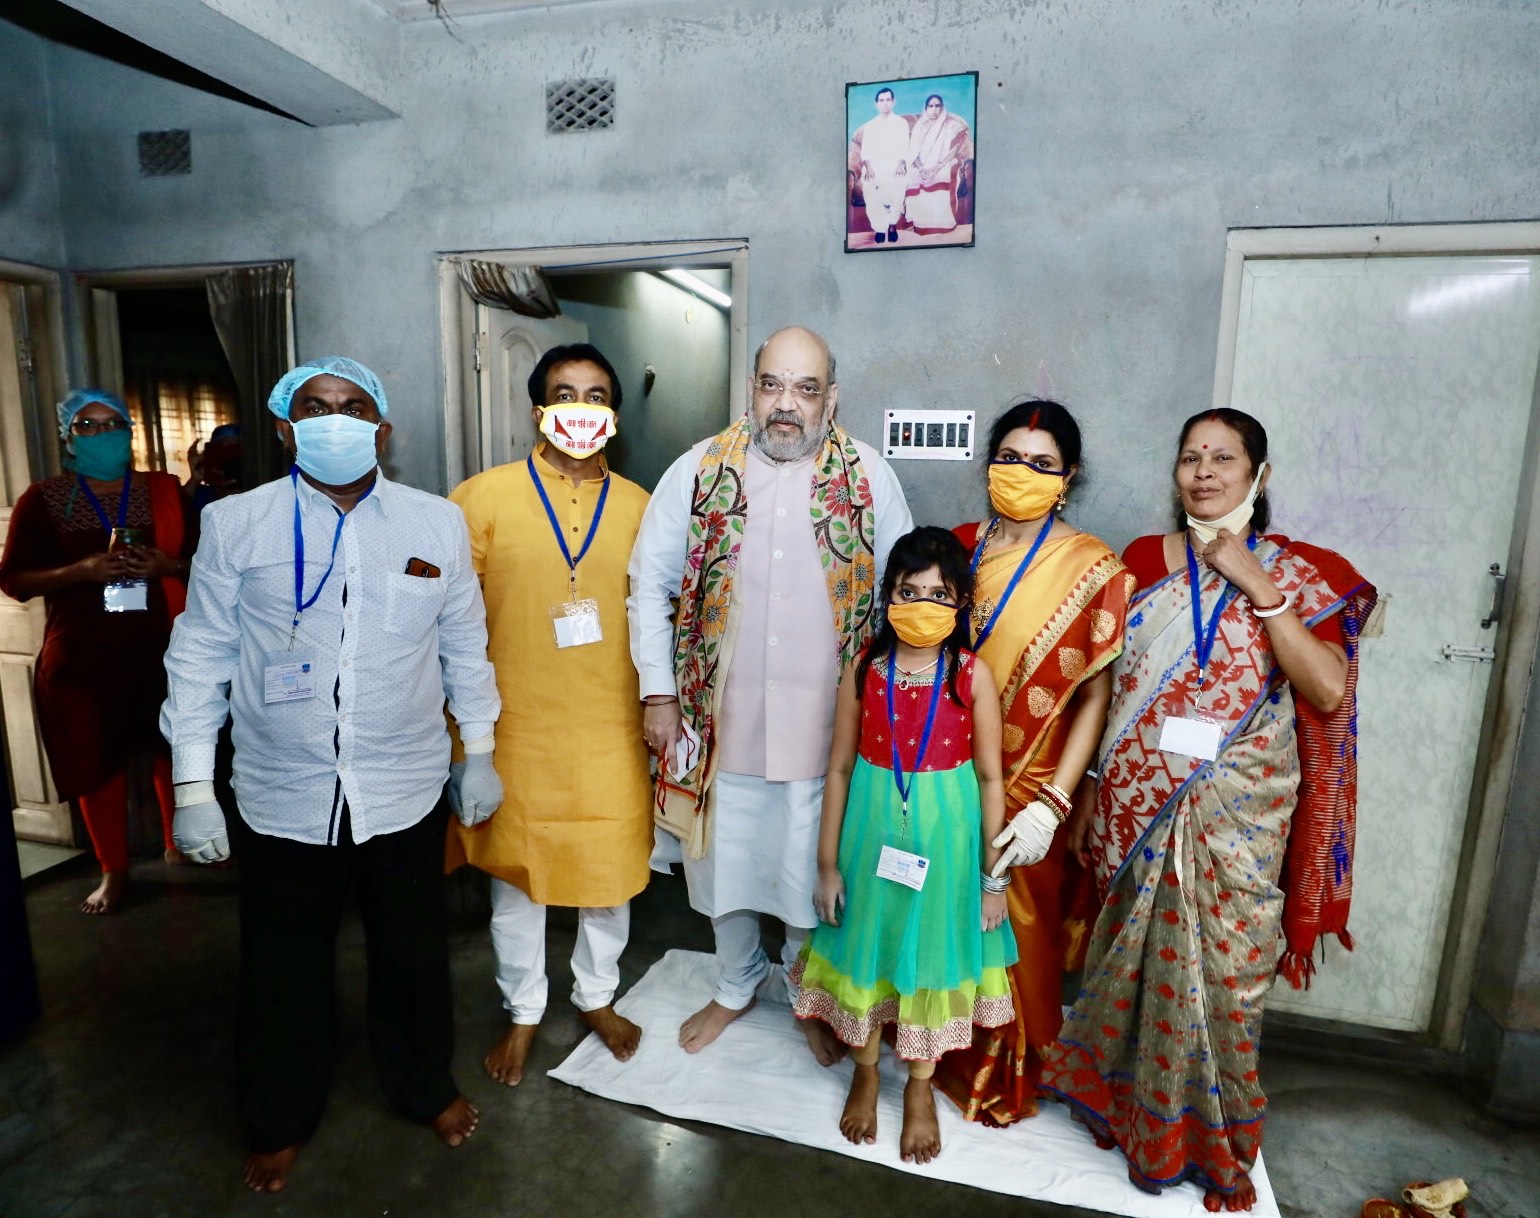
[717,444,841,781]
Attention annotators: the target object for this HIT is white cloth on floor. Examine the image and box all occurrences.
[549,949,1281,1218]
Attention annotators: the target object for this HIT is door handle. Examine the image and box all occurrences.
[1482,563,1506,629]
[1442,645,1496,663]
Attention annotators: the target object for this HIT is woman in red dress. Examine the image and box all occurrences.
[0,390,195,913]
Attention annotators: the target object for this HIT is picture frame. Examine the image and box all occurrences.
[844,72,978,253]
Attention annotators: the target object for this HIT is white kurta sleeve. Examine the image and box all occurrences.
[865,450,914,586]
[626,448,699,700]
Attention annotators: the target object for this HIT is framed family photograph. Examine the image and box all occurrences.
[845,71,978,253]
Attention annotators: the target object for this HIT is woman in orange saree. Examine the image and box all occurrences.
[934,400,1134,1127]
[1039,409,1376,1212]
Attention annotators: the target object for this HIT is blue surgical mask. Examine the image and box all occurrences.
[72,430,133,481]
[291,415,380,485]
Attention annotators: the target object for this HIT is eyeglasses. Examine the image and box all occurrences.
[70,417,131,436]
[755,376,826,403]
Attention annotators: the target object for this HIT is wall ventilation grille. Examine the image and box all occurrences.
[138,130,192,176]
[545,79,615,134]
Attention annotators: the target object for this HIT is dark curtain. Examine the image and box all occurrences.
[452,258,560,318]
[206,263,294,491]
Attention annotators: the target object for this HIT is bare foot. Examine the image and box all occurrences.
[431,1095,479,1147]
[1204,1173,1257,1212]
[899,1075,942,1164]
[80,871,128,915]
[163,847,189,866]
[580,1005,642,1061]
[484,1023,539,1086]
[678,998,753,1054]
[244,1145,299,1193]
[800,1018,849,1067]
[839,1061,880,1144]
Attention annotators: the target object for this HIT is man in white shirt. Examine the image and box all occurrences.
[627,327,912,1057]
[161,357,503,1194]
[849,86,912,244]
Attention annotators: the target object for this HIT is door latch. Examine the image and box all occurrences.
[1442,645,1496,663]
[1482,563,1506,629]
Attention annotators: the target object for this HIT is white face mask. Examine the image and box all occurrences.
[1186,461,1269,545]
[539,404,615,457]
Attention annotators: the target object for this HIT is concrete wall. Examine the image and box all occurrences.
[0,22,64,270]
[555,269,731,491]
[31,0,1536,530]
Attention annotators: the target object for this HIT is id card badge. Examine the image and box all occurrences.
[102,579,148,613]
[551,598,602,648]
[264,655,318,703]
[875,844,930,892]
[1158,714,1222,761]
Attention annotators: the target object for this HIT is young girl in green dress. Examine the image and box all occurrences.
[792,527,1015,1164]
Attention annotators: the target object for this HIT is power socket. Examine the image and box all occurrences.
[883,409,975,461]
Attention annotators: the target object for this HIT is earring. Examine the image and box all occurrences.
[1056,489,1068,511]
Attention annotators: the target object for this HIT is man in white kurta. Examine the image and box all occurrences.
[849,87,912,244]
[627,327,911,1056]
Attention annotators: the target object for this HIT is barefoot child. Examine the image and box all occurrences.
[791,527,1016,1165]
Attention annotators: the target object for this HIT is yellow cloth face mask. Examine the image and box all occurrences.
[887,600,957,648]
[987,462,1065,522]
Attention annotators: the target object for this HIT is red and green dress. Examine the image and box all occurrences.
[792,650,1017,1060]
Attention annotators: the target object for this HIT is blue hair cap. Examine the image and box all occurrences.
[266,357,388,419]
[57,388,130,438]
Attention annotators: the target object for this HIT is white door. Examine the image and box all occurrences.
[0,280,71,844]
[470,305,588,477]
[1222,253,1540,1031]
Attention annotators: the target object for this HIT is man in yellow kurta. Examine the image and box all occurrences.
[446,343,652,1085]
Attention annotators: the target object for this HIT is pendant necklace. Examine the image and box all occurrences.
[894,655,939,691]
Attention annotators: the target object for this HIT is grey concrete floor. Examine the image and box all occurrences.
[2,855,1537,1218]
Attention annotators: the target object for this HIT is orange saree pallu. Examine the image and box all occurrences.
[934,525,1133,1126]
[1039,535,1375,1196]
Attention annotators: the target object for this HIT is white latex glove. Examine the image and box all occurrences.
[172,780,230,864]
[989,800,1058,876]
[448,741,503,827]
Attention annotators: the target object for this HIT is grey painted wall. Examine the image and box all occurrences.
[27,0,1537,537]
[2,0,1540,1106]
[554,269,731,492]
[0,22,64,270]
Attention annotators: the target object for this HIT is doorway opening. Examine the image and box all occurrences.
[114,286,240,481]
[439,240,748,491]
[82,262,297,495]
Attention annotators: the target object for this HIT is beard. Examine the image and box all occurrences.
[751,407,828,463]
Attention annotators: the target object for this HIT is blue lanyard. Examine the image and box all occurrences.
[1184,534,1257,689]
[76,469,133,534]
[885,650,946,821]
[967,512,1055,651]
[527,453,609,594]
[291,467,370,641]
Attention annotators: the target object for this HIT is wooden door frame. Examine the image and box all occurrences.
[437,239,749,492]
[1213,221,1540,1051]
[0,257,69,843]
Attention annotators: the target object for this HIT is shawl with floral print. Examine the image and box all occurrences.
[655,417,877,853]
